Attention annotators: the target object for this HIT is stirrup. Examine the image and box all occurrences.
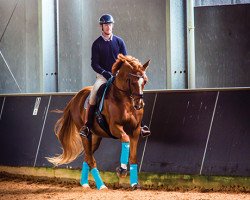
[79,126,90,138]
[141,125,151,137]
[131,183,141,190]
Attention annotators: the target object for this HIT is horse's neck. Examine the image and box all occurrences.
[108,79,142,127]
[110,79,130,102]
[110,86,126,101]
[109,82,140,124]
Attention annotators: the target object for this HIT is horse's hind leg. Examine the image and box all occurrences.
[80,136,107,190]
[80,135,102,188]
[80,160,90,188]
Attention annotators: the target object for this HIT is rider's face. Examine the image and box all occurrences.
[101,23,113,36]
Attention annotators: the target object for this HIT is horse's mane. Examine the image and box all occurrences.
[112,54,143,74]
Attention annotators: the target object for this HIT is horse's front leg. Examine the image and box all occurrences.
[110,125,130,178]
[80,135,107,190]
[129,127,141,189]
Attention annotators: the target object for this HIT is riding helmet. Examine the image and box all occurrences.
[99,14,115,24]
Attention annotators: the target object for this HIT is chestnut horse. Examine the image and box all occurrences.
[47,54,150,190]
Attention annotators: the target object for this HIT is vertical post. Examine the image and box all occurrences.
[187,0,196,89]
[166,0,187,89]
[55,0,59,91]
[166,0,172,89]
[39,0,58,92]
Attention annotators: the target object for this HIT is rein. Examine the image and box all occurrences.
[112,82,129,94]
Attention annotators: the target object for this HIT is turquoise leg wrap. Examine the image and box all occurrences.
[130,164,138,186]
[80,162,89,186]
[120,142,130,165]
[91,168,105,190]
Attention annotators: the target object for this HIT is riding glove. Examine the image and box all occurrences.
[101,70,113,80]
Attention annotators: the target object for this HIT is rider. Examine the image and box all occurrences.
[80,14,150,138]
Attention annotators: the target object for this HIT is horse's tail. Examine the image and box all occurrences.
[47,86,92,166]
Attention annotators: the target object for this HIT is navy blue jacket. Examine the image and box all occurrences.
[91,35,127,74]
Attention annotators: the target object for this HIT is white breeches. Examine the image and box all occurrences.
[89,73,107,105]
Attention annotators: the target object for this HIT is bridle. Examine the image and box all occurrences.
[112,72,145,100]
[127,73,145,99]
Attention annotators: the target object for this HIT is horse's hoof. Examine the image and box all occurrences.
[81,184,91,190]
[99,185,108,190]
[116,166,128,178]
[131,183,142,190]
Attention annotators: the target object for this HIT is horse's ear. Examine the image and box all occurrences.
[143,60,150,70]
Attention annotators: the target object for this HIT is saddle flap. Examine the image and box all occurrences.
[96,84,107,108]
[96,76,115,112]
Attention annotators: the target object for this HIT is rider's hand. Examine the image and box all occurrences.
[101,70,113,80]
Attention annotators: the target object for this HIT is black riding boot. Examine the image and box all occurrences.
[80,105,96,138]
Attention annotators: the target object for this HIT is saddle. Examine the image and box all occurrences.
[94,77,118,139]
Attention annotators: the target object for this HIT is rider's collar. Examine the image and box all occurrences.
[101,33,113,41]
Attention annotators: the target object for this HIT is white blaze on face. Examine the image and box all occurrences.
[133,77,145,109]
[138,77,144,95]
